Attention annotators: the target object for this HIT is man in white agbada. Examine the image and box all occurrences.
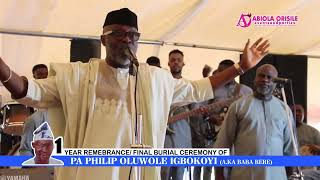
[22,122,63,166]
[0,8,269,180]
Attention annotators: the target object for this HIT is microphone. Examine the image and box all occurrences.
[272,77,291,83]
[124,47,139,67]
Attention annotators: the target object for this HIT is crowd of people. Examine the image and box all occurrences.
[0,7,319,180]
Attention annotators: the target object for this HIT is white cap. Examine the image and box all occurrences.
[33,122,54,141]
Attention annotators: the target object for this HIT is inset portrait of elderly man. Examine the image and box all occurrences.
[22,122,63,166]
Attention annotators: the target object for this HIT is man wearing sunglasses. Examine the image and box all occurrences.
[0,8,269,180]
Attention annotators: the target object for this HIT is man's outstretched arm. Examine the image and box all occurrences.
[209,38,270,89]
[0,57,28,99]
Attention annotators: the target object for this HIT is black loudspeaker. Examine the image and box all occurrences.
[70,39,101,63]
[240,54,308,122]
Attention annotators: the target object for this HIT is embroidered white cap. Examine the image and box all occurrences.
[33,122,54,141]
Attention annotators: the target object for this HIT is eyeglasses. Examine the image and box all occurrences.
[103,30,140,41]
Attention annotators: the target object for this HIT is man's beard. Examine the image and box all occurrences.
[255,86,273,97]
[107,50,130,66]
[170,68,182,75]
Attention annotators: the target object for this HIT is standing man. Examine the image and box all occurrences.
[161,49,191,180]
[208,59,253,143]
[291,104,320,147]
[214,64,295,180]
[19,64,49,156]
[191,60,252,180]
[208,60,252,180]
[0,8,269,180]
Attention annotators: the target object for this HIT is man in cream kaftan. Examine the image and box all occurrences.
[18,59,214,180]
[0,7,270,180]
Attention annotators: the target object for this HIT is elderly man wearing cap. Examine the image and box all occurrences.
[0,8,269,180]
[22,122,63,165]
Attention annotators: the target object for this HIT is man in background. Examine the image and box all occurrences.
[189,65,214,180]
[291,104,320,147]
[146,56,161,68]
[161,49,192,180]
[32,64,48,79]
[215,64,294,180]
[207,59,252,144]
[19,64,49,155]
[210,59,252,102]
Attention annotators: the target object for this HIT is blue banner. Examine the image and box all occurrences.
[1,156,320,167]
